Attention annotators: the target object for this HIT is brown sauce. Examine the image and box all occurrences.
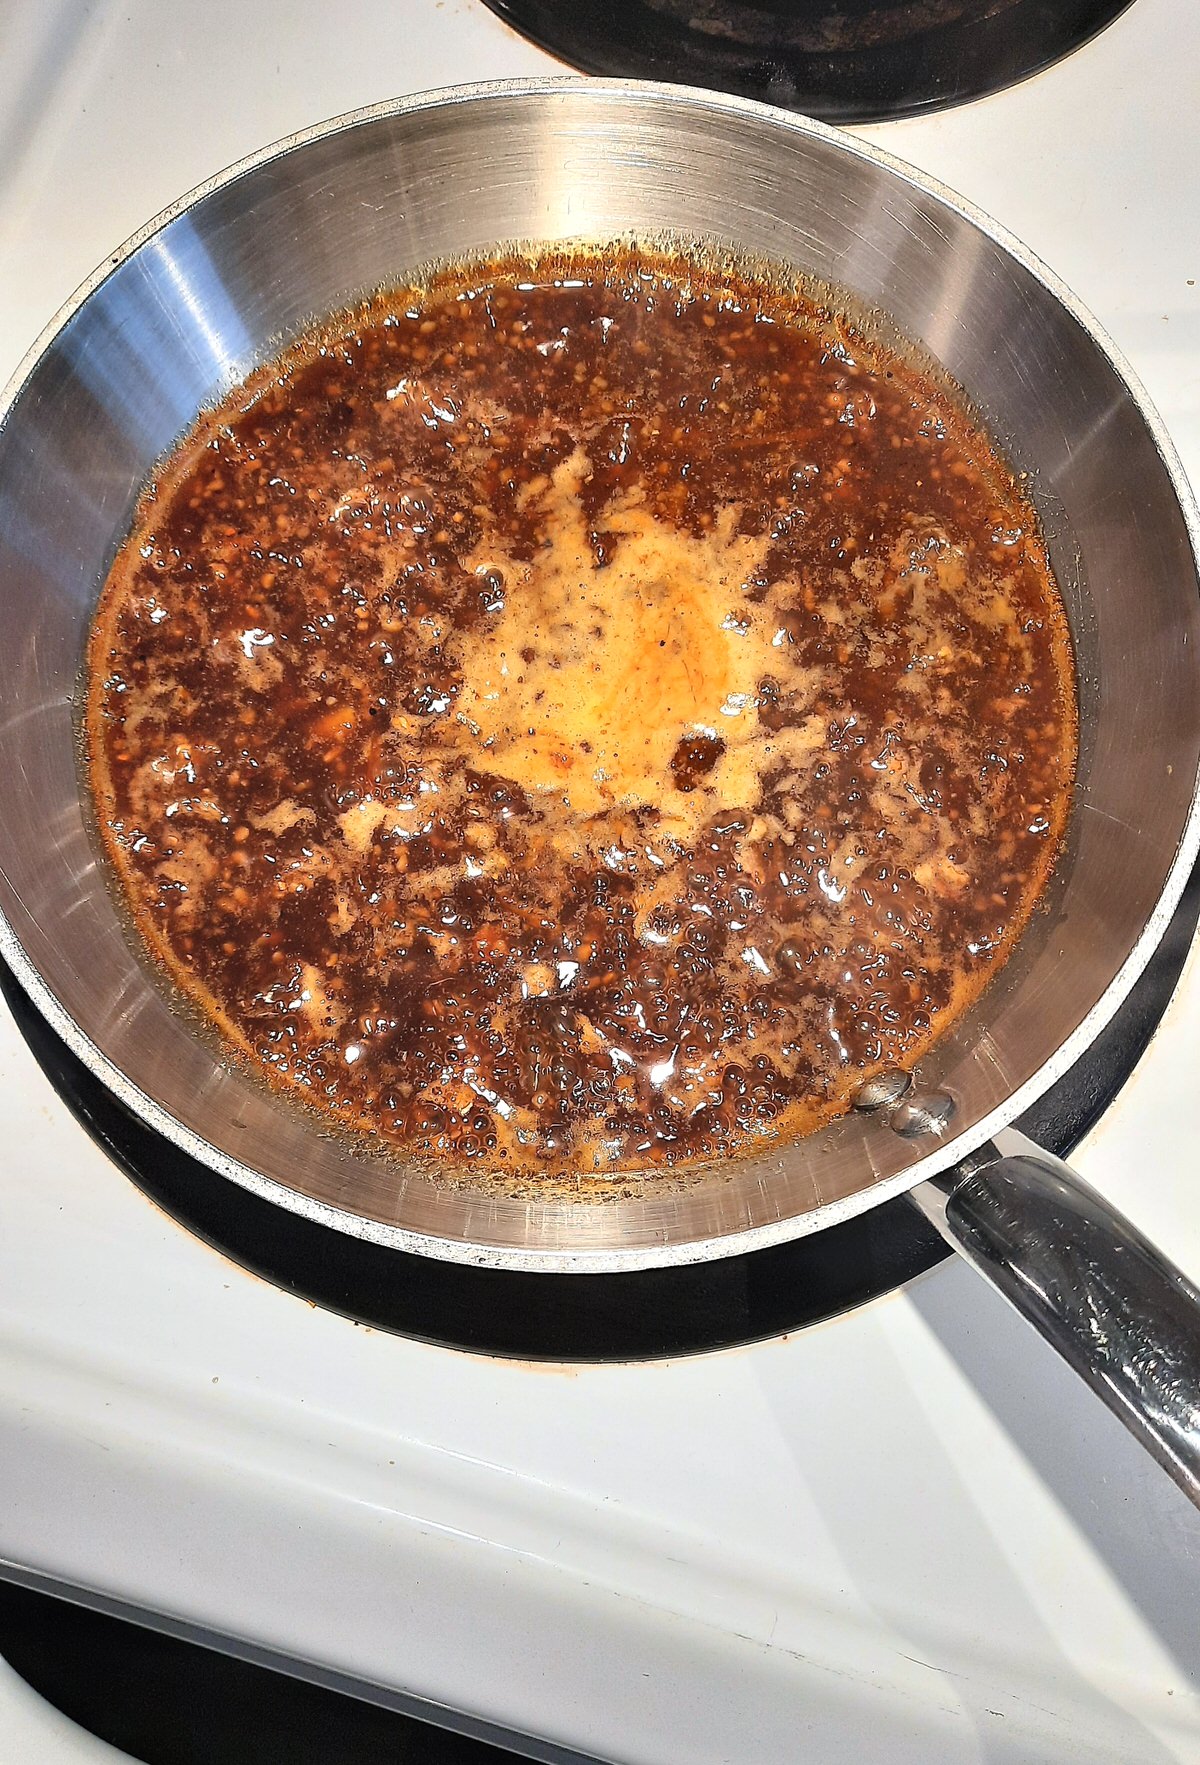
[86,245,1076,1178]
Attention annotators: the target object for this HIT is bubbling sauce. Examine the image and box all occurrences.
[87,245,1076,1178]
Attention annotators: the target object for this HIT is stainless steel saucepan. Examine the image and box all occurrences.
[2,80,1199,1497]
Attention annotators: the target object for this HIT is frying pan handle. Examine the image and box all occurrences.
[911,1130,1200,1506]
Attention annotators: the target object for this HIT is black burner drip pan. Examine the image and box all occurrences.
[481,0,1136,125]
[4,854,1197,1362]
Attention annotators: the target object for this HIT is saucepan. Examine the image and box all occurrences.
[1,80,1199,1497]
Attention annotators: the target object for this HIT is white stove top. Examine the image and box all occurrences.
[2,3,1199,1760]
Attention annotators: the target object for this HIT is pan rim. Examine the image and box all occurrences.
[1,74,1198,1273]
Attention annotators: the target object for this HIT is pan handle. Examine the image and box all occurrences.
[911,1129,1200,1506]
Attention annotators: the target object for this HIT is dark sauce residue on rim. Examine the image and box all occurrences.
[87,245,1076,1181]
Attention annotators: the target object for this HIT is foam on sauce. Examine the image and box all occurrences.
[87,245,1077,1179]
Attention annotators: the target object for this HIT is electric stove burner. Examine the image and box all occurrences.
[481,0,1135,123]
[4,853,1197,1360]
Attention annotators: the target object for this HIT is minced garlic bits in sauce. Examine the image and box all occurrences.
[88,246,1075,1178]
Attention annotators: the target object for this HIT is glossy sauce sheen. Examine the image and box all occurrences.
[88,248,1076,1179]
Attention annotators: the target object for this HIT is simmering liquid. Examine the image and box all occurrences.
[87,246,1076,1177]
